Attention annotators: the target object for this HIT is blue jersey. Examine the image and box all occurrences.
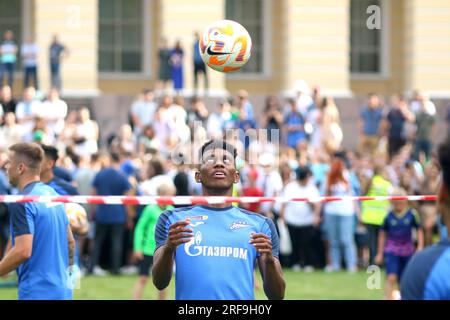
[381,209,420,257]
[47,177,81,267]
[401,238,450,300]
[92,167,131,224]
[155,205,279,300]
[8,181,72,300]
[48,177,80,196]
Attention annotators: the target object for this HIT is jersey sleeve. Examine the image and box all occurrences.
[423,249,450,300]
[261,218,280,259]
[154,210,173,253]
[8,203,35,237]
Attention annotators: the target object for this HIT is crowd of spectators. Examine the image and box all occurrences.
[0,77,449,277]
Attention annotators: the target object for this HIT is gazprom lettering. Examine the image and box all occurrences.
[184,231,248,260]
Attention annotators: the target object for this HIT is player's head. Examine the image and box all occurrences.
[195,140,239,194]
[7,143,44,188]
[40,144,58,179]
[437,138,450,227]
[390,187,408,214]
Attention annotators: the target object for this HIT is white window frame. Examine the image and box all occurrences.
[99,0,151,80]
[226,0,272,80]
[350,0,390,80]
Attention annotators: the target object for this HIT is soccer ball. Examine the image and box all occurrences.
[199,19,252,73]
[65,203,88,228]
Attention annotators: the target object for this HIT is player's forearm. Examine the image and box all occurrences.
[417,229,425,250]
[0,247,29,276]
[377,231,386,257]
[152,245,175,290]
[68,239,75,267]
[261,258,285,300]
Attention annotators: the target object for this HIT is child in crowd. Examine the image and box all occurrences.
[375,188,424,300]
[132,182,176,300]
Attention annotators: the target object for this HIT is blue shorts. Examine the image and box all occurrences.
[384,253,411,280]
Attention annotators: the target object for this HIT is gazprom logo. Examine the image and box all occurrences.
[185,231,202,257]
[195,231,202,245]
[184,230,248,260]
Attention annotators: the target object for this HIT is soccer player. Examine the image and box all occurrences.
[40,144,87,280]
[401,139,450,299]
[0,143,74,300]
[132,182,175,300]
[152,140,285,300]
[40,145,79,196]
[375,188,424,300]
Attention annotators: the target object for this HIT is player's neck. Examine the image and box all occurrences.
[202,187,233,208]
[19,175,40,191]
[40,171,53,184]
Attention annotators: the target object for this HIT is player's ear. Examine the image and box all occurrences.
[234,171,240,184]
[195,171,201,183]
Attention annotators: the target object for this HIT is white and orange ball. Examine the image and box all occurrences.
[65,203,88,228]
[200,19,252,73]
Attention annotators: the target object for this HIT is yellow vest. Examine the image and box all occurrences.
[361,175,392,226]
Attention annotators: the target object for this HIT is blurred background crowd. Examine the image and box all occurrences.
[1,67,449,276]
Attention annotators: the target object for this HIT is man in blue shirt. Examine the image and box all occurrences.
[40,145,80,197]
[0,143,74,300]
[193,32,208,94]
[401,139,450,299]
[49,34,69,91]
[358,93,383,156]
[152,140,285,300]
[89,153,133,275]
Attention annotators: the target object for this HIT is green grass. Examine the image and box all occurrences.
[0,269,385,300]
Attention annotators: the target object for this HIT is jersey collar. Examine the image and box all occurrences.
[199,205,234,211]
[22,180,40,194]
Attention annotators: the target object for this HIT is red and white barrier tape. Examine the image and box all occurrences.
[0,195,438,205]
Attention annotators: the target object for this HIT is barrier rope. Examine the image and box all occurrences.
[0,195,438,205]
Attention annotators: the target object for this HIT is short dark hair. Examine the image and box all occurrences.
[149,158,165,176]
[9,143,44,171]
[438,138,450,188]
[142,88,153,95]
[110,152,121,163]
[41,144,59,162]
[295,166,311,181]
[199,140,237,165]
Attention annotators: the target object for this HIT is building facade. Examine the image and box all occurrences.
[1,0,449,98]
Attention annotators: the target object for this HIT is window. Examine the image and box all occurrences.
[98,0,144,73]
[350,0,386,75]
[0,0,22,70]
[225,0,267,75]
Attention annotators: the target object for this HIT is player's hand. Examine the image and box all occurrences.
[250,232,274,262]
[375,254,383,265]
[133,251,144,262]
[166,219,193,250]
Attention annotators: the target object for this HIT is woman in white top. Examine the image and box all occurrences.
[280,166,321,271]
[74,107,99,158]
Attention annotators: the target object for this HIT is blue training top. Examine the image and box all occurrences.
[8,181,72,300]
[401,238,450,300]
[155,205,279,300]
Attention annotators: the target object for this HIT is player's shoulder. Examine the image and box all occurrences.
[234,206,272,224]
[158,205,197,220]
[25,181,57,196]
[53,177,79,195]
[407,240,450,273]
